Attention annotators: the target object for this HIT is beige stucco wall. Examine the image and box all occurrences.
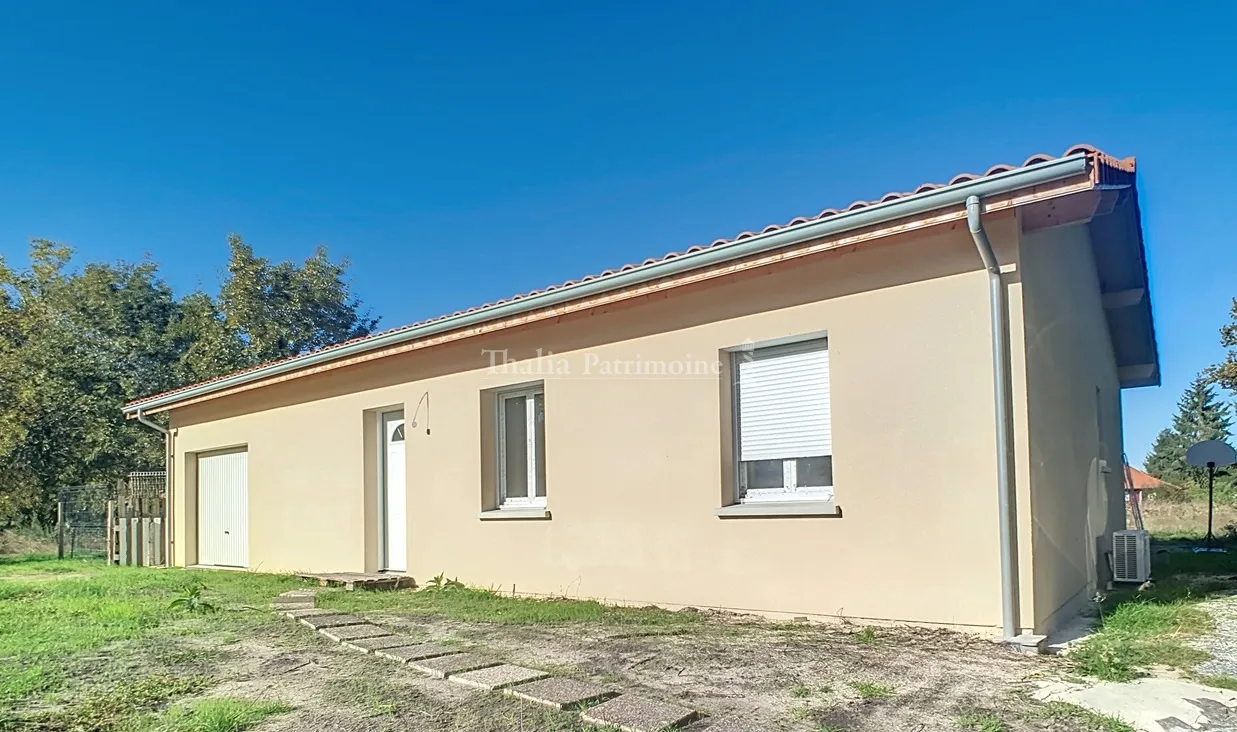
[1018,222,1126,634]
[168,215,1056,630]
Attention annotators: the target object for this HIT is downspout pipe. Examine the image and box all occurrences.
[134,409,167,436]
[966,195,1020,640]
[133,410,172,566]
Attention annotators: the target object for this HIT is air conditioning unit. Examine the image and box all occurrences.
[1112,529,1151,583]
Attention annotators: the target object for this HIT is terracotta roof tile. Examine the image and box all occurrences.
[126,144,1128,409]
[1127,466,1179,491]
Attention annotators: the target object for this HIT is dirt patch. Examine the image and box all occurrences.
[350,610,1072,731]
[8,598,1090,731]
[0,528,57,557]
[197,629,595,731]
[1138,499,1237,540]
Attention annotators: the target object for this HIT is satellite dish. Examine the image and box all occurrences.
[1186,440,1237,468]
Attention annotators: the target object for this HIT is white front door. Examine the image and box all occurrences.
[197,449,249,568]
[381,411,407,572]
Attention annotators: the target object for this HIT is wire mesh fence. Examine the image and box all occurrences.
[56,471,167,562]
[56,484,112,558]
[124,471,167,500]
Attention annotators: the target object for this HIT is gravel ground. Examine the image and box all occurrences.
[1193,595,1237,677]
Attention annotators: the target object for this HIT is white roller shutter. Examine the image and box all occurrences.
[738,346,831,461]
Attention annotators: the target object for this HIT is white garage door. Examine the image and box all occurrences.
[197,449,249,568]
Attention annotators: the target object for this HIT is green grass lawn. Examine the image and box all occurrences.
[0,555,700,731]
[8,552,1183,731]
[317,584,704,627]
[1071,548,1237,683]
[130,698,292,732]
[0,555,310,729]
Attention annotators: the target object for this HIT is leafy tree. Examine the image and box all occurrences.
[218,235,377,365]
[169,235,377,382]
[1215,298,1237,392]
[0,241,175,523]
[165,291,250,386]
[1144,373,1234,497]
[0,235,377,526]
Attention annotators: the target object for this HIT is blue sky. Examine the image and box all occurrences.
[1,2,1234,466]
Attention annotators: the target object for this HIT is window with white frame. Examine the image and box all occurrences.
[498,385,546,508]
[734,339,833,503]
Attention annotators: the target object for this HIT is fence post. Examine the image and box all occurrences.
[119,499,130,566]
[105,500,115,563]
[138,496,146,566]
[56,500,65,560]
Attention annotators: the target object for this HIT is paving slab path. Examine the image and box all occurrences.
[581,694,698,732]
[374,643,457,663]
[410,652,500,678]
[341,635,420,653]
[299,614,366,630]
[506,677,616,710]
[450,663,548,691]
[320,623,390,642]
[269,588,703,731]
[282,607,333,619]
[1034,678,1237,732]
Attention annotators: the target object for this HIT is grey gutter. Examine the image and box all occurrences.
[966,195,1020,641]
[124,153,1091,414]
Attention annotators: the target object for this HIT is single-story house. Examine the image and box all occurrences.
[123,144,1158,640]
[1125,466,1181,520]
[1126,466,1179,495]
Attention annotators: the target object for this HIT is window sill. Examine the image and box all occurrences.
[715,501,840,518]
[478,507,551,521]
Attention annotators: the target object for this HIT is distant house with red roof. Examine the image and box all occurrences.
[1126,466,1181,494]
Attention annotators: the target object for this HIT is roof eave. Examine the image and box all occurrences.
[124,152,1095,415]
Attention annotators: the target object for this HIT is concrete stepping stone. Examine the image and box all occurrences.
[271,601,314,610]
[1033,677,1237,732]
[320,623,390,642]
[274,592,317,601]
[277,589,318,599]
[581,694,698,732]
[282,608,332,619]
[342,635,420,654]
[506,677,616,710]
[409,652,499,678]
[449,663,548,691]
[374,643,458,663]
[299,614,365,630]
[271,591,317,608]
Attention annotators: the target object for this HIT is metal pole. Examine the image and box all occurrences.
[56,501,65,560]
[1207,463,1216,549]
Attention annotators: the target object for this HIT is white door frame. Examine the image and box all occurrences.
[379,410,407,572]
